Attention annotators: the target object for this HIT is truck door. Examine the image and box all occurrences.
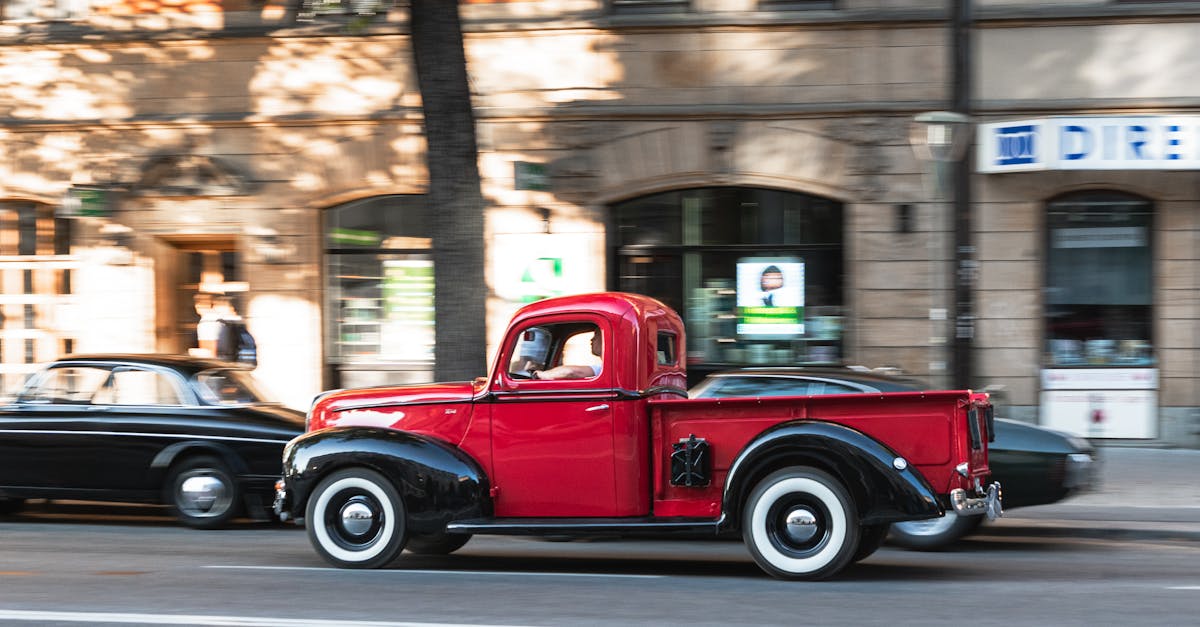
[488,317,632,517]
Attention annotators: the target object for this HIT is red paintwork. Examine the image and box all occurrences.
[306,292,990,520]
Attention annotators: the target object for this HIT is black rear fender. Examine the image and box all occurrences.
[283,427,489,534]
[721,420,942,531]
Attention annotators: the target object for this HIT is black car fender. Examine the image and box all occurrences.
[720,420,942,530]
[150,440,250,480]
[282,427,490,534]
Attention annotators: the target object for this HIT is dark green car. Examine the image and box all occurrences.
[689,367,1100,549]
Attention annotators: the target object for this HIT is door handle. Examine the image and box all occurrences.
[585,404,610,412]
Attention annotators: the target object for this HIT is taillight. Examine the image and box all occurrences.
[967,408,982,450]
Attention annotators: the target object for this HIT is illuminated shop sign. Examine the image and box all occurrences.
[978,116,1200,173]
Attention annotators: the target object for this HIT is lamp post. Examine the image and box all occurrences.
[910,111,971,389]
[910,0,975,391]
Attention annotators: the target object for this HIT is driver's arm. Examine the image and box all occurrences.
[531,364,596,380]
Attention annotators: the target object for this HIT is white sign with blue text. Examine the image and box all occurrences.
[978,116,1200,173]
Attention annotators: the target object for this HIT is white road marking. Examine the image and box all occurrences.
[1168,586,1200,590]
[0,610,530,627]
[204,564,662,579]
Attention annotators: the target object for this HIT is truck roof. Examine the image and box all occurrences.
[508,292,676,326]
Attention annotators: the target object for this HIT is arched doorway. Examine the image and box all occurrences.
[1040,190,1157,439]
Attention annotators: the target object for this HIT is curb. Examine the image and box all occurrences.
[984,518,1200,544]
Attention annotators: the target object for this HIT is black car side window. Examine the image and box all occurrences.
[101,369,185,406]
[26,366,111,404]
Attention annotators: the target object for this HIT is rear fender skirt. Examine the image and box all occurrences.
[721,420,942,531]
[283,427,489,534]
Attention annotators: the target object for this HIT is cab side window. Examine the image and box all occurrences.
[507,322,604,381]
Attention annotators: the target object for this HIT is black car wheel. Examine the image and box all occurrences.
[405,532,472,555]
[0,497,25,516]
[306,468,407,569]
[888,511,983,550]
[742,466,859,580]
[165,455,241,529]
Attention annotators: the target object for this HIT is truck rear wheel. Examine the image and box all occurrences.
[306,468,407,569]
[742,466,860,580]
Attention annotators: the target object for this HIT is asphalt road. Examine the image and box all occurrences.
[1,503,1198,627]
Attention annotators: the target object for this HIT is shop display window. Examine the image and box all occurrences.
[325,196,434,372]
[612,187,844,382]
[1044,191,1154,367]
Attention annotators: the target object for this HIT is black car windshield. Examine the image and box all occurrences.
[196,369,272,406]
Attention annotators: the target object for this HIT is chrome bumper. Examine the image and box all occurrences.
[951,481,1003,520]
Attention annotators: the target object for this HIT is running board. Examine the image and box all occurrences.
[445,517,722,537]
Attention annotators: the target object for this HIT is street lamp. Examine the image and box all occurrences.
[905,0,977,393]
[909,111,971,164]
[910,111,973,390]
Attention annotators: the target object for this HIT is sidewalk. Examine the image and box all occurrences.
[989,447,1200,543]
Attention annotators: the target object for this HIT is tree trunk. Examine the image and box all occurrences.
[409,0,488,381]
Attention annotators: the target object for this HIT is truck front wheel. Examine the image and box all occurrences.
[742,466,860,580]
[306,468,407,569]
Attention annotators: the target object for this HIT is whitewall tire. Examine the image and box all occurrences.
[306,468,407,569]
[742,466,859,580]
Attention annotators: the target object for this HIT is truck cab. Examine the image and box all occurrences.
[276,292,1000,580]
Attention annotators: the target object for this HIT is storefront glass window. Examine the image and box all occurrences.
[325,196,434,386]
[1044,191,1154,367]
[612,187,844,384]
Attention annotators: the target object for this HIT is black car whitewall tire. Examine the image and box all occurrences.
[306,468,407,569]
[165,455,240,529]
[888,510,983,550]
[742,466,860,580]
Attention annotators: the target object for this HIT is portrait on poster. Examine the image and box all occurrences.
[736,257,805,337]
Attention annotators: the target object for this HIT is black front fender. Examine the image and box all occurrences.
[721,420,942,530]
[283,427,489,534]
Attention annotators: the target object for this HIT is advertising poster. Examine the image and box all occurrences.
[736,257,805,337]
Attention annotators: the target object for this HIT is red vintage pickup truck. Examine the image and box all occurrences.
[275,292,1000,580]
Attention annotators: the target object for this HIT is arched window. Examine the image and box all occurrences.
[1044,191,1154,367]
[324,195,433,388]
[611,187,844,382]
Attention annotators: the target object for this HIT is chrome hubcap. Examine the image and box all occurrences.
[784,507,819,543]
[180,474,227,514]
[340,500,376,536]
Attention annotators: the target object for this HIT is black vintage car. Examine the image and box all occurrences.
[0,355,304,528]
[689,367,1100,549]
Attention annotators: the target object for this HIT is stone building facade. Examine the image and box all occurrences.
[2,0,1199,446]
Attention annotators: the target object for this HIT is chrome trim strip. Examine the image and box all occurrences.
[0,429,290,445]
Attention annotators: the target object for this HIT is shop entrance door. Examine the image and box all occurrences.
[155,236,243,356]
